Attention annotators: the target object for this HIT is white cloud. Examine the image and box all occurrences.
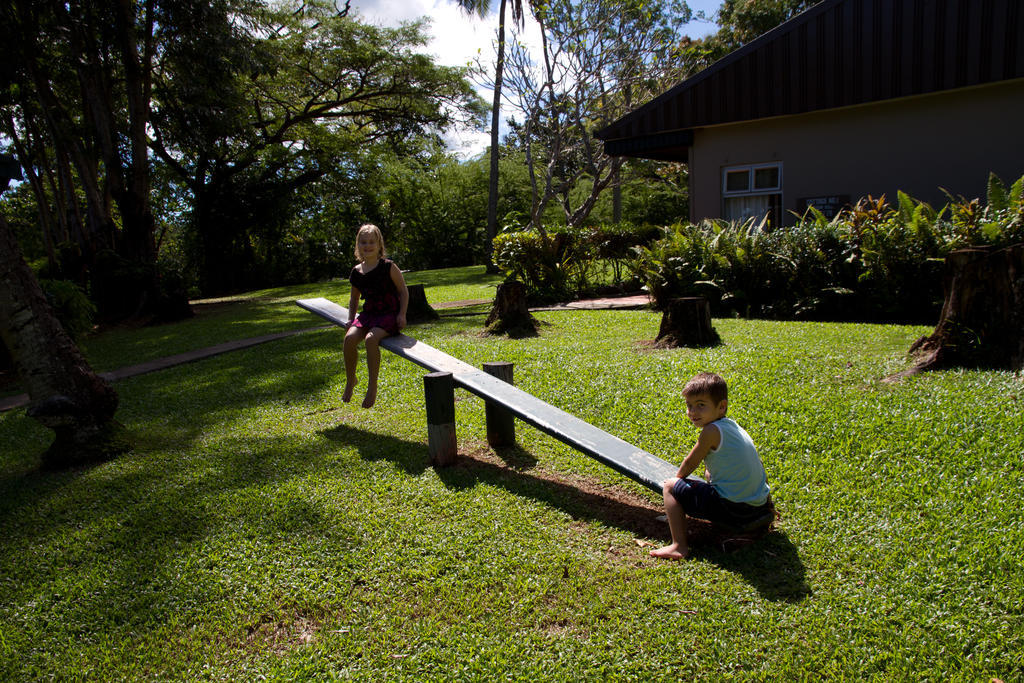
[348,0,719,159]
[350,1,499,71]
[350,0,541,159]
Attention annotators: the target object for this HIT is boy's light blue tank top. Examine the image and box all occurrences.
[705,417,770,506]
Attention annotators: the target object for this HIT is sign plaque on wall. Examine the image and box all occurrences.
[797,195,850,219]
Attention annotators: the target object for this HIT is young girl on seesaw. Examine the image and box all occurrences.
[343,224,409,409]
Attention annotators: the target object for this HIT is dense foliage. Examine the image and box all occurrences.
[150,142,686,294]
[154,9,485,296]
[633,173,1024,322]
[1,0,485,309]
[493,223,661,303]
[503,0,692,233]
[0,0,771,312]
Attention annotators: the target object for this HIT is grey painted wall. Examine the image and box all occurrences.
[688,77,1024,225]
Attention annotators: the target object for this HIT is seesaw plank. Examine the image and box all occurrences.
[296,297,676,492]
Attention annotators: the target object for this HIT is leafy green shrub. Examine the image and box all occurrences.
[86,250,194,323]
[152,263,195,322]
[89,250,155,322]
[595,222,662,284]
[966,172,1024,247]
[492,229,571,303]
[631,217,856,318]
[493,223,660,303]
[632,173,1024,322]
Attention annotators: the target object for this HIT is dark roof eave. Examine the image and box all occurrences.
[602,129,694,159]
[595,0,845,140]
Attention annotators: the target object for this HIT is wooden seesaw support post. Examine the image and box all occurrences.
[424,371,457,466]
[296,297,677,494]
[482,361,515,448]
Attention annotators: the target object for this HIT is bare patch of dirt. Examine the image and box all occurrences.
[242,610,321,656]
[631,339,668,353]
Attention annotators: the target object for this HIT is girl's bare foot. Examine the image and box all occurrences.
[649,543,689,560]
[342,379,357,403]
[362,385,377,409]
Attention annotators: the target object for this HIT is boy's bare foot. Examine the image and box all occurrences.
[342,379,357,403]
[362,386,377,409]
[649,543,690,560]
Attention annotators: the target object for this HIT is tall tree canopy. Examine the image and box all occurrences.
[0,0,237,318]
[1,0,485,299]
[503,0,692,233]
[714,0,821,46]
[150,2,486,294]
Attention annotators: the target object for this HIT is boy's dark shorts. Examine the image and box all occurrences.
[671,477,773,529]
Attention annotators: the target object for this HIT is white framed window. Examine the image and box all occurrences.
[722,162,783,227]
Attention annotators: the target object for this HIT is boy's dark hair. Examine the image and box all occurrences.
[682,372,728,405]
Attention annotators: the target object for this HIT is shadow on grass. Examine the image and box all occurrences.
[321,423,669,538]
[0,330,344,483]
[0,433,349,649]
[320,422,432,475]
[130,331,342,452]
[321,423,809,602]
[489,443,539,470]
[688,521,812,603]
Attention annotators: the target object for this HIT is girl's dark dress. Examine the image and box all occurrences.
[349,258,401,334]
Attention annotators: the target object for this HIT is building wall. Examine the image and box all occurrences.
[689,77,1024,225]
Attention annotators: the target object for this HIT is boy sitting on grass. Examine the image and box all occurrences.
[651,372,773,560]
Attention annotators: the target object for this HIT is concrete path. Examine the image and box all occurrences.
[536,294,649,311]
[434,294,649,311]
[0,293,650,413]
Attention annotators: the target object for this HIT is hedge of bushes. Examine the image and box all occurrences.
[632,173,1024,323]
[492,222,662,304]
[493,174,1022,321]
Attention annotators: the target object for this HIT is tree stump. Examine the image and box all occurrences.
[405,283,438,324]
[654,297,721,348]
[484,280,539,338]
[888,244,1024,380]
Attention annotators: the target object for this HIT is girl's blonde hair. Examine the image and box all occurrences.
[354,223,387,260]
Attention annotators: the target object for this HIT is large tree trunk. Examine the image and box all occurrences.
[0,209,127,468]
[889,244,1024,380]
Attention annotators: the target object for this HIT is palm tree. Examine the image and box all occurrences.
[451,0,527,272]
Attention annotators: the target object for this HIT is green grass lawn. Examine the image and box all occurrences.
[1,266,1022,680]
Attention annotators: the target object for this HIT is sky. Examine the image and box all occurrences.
[348,0,723,158]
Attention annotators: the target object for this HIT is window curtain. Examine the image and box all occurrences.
[723,195,772,223]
